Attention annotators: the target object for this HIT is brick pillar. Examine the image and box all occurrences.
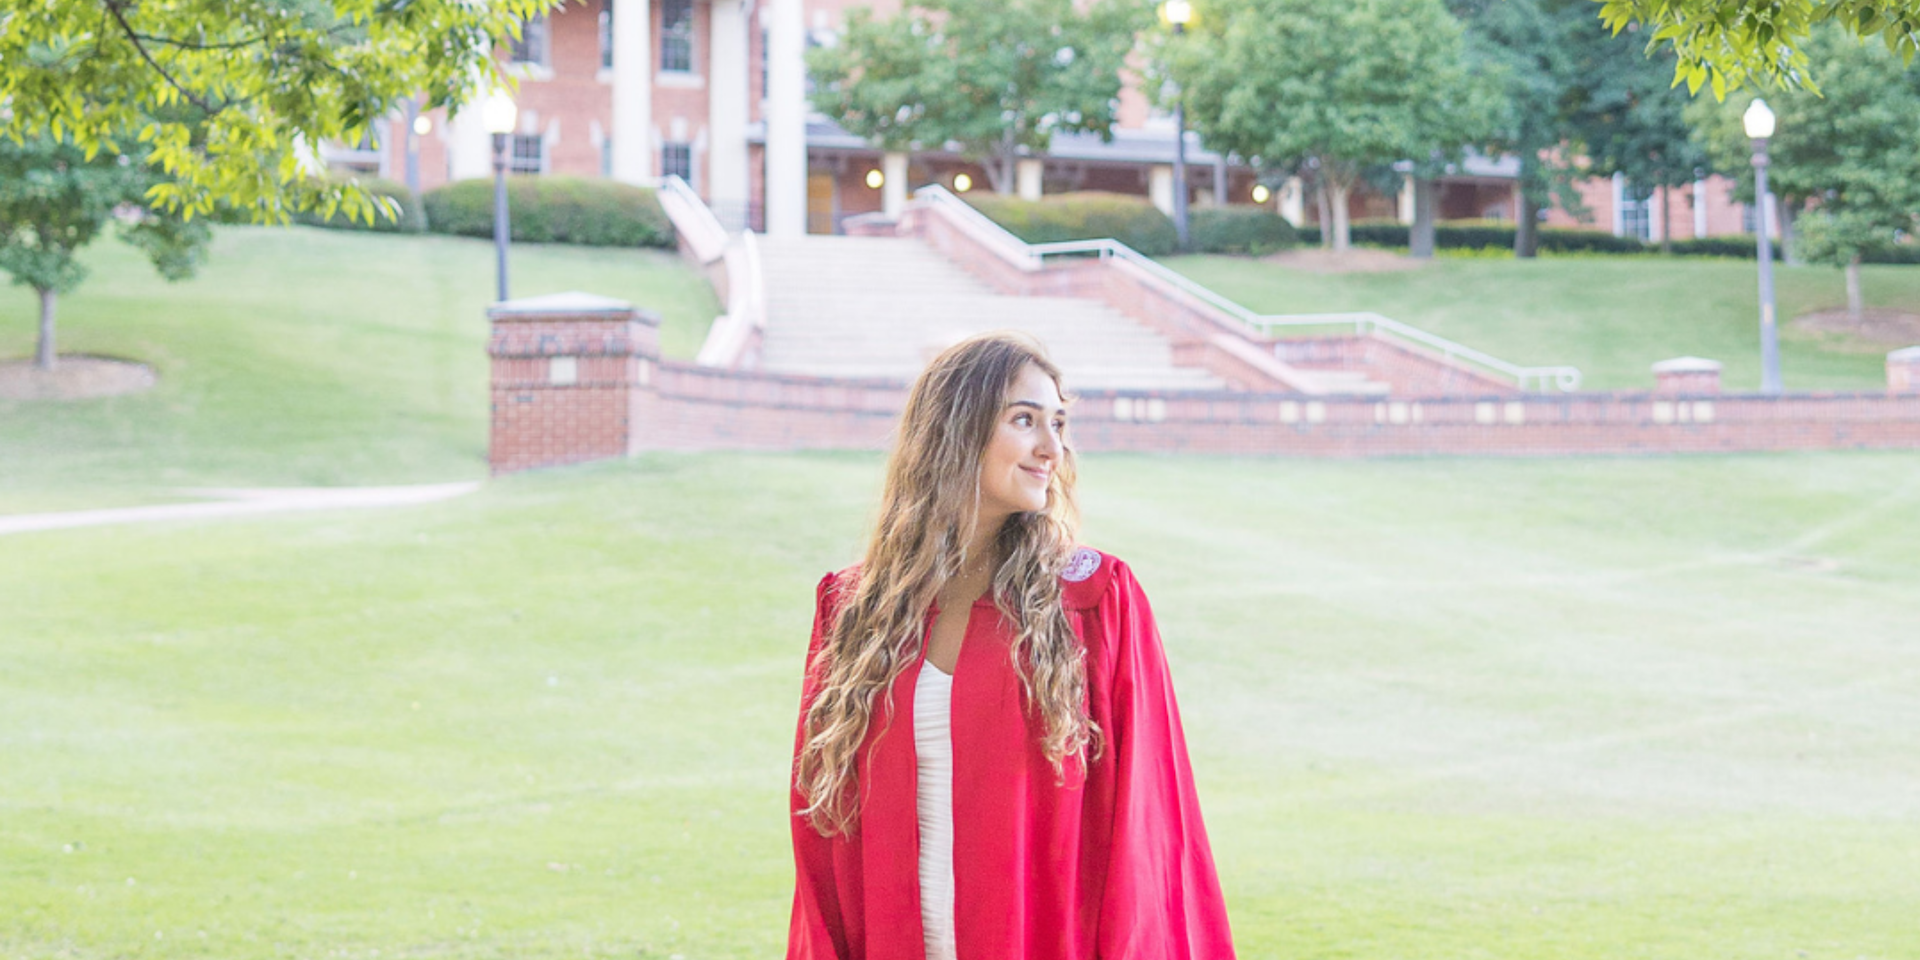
[1889,346,1920,395]
[487,293,661,474]
[1652,356,1723,395]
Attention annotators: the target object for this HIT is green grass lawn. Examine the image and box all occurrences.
[5,451,1919,959]
[1166,251,1917,392]
[6,229,1920,959]
[0,226,719,511]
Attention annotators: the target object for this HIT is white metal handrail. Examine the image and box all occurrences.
[912,185,1582,393]
[694,229,768,367]
[659,175,729,265]
[1250,313,1582,393]
[914,185,1044,270]
[737,229,767,336]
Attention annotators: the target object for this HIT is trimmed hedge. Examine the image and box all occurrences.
[964,191,1178,256]
[1189,206,1299,255]
[423,176,673,247]
[293,176,426,233]
[1864,243,1920,265]
[1664,235,1767,258]
[1301,219,1653,255]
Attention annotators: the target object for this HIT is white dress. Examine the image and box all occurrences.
[914,661,958,960]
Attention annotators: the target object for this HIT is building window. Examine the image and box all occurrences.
[599,0,613,70]
[509,15,550,66]
[662,142,692,184]
[661,0,694,72]
[510,134,544,175]
[1619,183,1652,242]
[759,28,768,99]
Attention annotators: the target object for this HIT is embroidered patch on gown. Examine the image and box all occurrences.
[1061,547,1101,582]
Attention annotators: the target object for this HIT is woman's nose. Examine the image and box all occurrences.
[1036,424,1061,460]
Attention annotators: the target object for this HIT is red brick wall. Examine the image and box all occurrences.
[490,301,1920,471]
[488,308,658,473]
[639,364,904,450]
[1066,390,1920,457]
[518,1,615,179]
[630,365,1920,459]
[1273,336,1518,397]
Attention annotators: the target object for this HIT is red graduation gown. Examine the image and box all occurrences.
[787,548,1236,960]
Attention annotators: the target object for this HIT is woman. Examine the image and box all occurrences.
[787,334,1235,960]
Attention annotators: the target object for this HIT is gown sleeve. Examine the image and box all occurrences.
[787,571,853,960]
[1093,560,1237,959]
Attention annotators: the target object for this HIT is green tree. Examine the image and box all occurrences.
[807,0,1146,195]
[1595,0,1920,95]
[0,0,557,222]
[1169,0,1492,252]
[1454,0,1591,258]
[1690,24,1920,310]
[1688,90,1818,265]
[807,9,951,157]
[0,136,210,370]
[1561,20,1713,252]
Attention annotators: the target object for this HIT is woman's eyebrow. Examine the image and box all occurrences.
[1006,399,1068,415]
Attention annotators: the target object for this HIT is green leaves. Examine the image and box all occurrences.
[0,130,210,352]
[1171,0,1487,188]
[1592,0,1920,95]
[805,0,1147,188]
[0,0,558,221]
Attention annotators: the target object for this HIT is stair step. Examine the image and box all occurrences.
[753,235,1225,391]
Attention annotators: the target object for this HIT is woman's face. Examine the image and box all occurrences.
[978,363,1067,521]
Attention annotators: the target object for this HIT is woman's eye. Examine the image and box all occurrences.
[1013,413,1032,426]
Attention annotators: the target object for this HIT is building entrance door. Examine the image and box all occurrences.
[807,172,837,234]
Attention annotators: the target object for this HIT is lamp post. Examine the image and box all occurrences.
[1164,0,1191,250]
[483,91,518,303]
[1744,98,1781,395]
[402,98,423,199]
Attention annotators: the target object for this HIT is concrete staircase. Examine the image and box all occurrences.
[755,235,1226,391]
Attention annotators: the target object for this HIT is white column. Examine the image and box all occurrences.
[1016,158,1045,201]
[1649,184,1664,240]
[1148,165,1173,215]
[1279,176,1304,226]
[882,151,908,218]
[1610,171,1626,237]
[447,108,492,181]
[765,0,807,237]
[1396,175,1415,224]
[1693,177,1709,238]
[611,0,652,184]
[709,0,750,221]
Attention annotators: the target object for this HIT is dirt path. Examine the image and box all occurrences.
[0,482,482,537]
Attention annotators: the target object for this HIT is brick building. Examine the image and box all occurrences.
[332,0,1771,243]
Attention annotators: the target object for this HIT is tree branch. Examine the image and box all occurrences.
[128,31,272,52]
[102,0,220,114]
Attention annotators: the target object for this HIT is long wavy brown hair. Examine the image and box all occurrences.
[795,333,1100,837]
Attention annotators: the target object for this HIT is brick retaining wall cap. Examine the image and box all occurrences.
[487,291,650,321]
[1651,356,1723,373]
